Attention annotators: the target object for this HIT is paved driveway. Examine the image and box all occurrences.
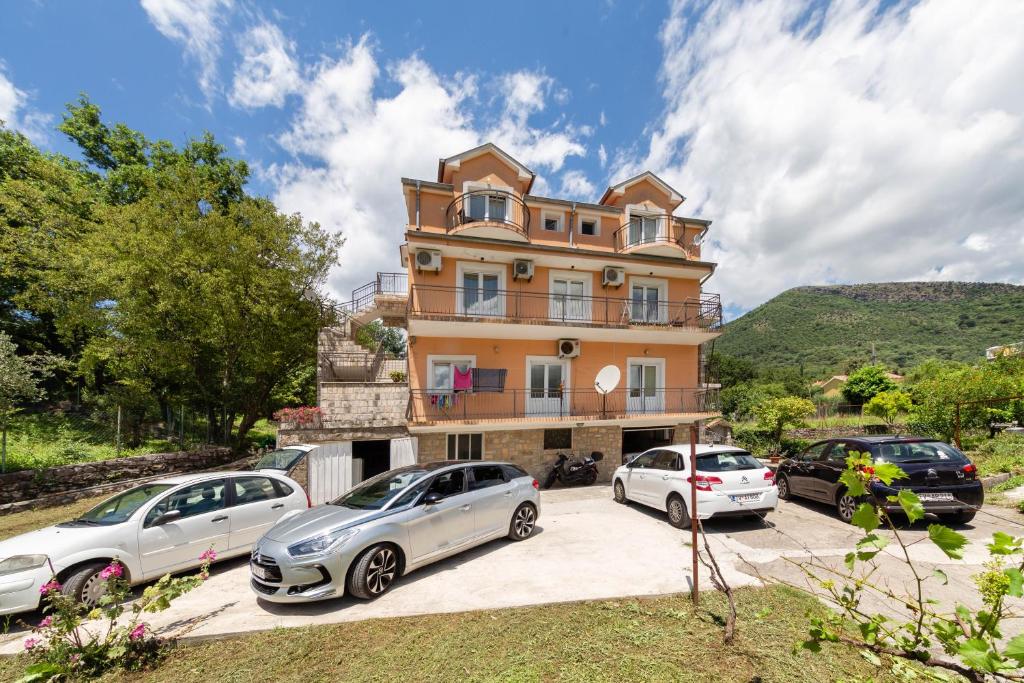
[1,485,1018,651]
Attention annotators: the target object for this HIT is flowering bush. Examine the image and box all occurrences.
[18,551,215,681]
[272,405,322,427]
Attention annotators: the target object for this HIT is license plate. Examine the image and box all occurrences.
[918,492,955,502]
[729,493,761,503]
[251,563,271,580]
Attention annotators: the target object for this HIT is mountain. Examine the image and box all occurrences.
[713,282,1024,374]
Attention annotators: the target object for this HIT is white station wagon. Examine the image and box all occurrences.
[0,470,307,615]
[612,444,778,527]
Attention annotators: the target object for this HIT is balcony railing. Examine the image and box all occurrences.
[408,387,719,423]
[342,272,408,315]
[445,190,530,239]
[408,285,722,331]
[319,353,407,383]
[612,216,696,255]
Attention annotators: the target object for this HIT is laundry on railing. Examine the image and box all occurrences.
[429,393,458,409]
[471,368,507,393]
[453,365,473,391]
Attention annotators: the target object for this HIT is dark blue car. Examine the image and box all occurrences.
[776,436,983,525]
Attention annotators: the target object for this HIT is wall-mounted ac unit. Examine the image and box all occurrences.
[415,249,442,272]
[602,266,625,287]
[513,259,534,281]
[557,339,581,359]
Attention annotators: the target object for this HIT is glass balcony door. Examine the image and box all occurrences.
[462,272,502,317]
[550,278,589,322]
[627,362,663,414]
[467,193,508,223]
[628,214,661,246]
[527,361,567,417]
[630,284,666,324]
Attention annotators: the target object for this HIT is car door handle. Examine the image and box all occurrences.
[662,474,670,480]
[211,516,228,523]
[460,505,472,512]
[504,491,513,497]
[271,503,284,509]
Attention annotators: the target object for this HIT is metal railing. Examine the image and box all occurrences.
[445,189,530,239]
[342,272,408,316]
[408,285,722,330]
[319,352,407,383]
[408,387,719,423]
[612,216,696,255]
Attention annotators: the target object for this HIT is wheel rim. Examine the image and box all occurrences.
[366,549,397,595]
[778,478,788,498]
[614,482,624,500]
[669,499,684,524]
[838,495,856,521]
[81,571,108,607]
[514,506,535,537]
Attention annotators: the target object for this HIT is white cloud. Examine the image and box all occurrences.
[140,0,232,99]
[597,144,608,168]
[559,170,597,201]
[228,21,302,108]
[638,0,1024,312]
[269,38,587,299]
[0,66,51,142]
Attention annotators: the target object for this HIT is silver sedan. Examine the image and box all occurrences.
[249,461,540,603]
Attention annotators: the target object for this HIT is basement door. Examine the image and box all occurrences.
[390,437,418,468]
[307,442,353,505]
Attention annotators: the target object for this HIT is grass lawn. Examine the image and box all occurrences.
[0,493,109,541]
[968,434,1024,477]
[0,586,915,683]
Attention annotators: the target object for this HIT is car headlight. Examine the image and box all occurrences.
[0,555,49,576]
[287,528,359,558]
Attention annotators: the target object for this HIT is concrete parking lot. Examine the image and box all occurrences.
[1,484,1019,652]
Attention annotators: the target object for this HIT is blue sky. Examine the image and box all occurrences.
[2,0,1022,319]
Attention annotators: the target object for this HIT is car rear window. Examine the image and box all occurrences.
[872,441,969,465]
[501,464,529,480]
[696,451,761,472]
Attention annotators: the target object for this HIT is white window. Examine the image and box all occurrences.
[629,277,668,324]
[541,210,563,232]
[464,182,511,223]
[578,214,600,236]
[457,262,505,317]
[627,357,665,413]
[447,433,483,460]
[526,356,569,417]
[625,207,665,245]
[428,356,475,392]
[548,270,592,322]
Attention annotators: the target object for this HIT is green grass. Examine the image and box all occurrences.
[0,586,918,683]
[992,474,1024,493]
[0,493,109,541]
[967,434,1024,477]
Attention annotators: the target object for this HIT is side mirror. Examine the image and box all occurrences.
[150,509,182,527]
[423,492,444,505]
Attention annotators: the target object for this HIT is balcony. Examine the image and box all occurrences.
[407,285,721,342]
[445,189,531,242]
[613,216,696,258]
[408,387,719,427]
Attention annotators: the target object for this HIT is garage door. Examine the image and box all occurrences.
[307,442,353,505]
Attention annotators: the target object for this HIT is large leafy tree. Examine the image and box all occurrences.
[0,331,56,471]
[841,364,898,405]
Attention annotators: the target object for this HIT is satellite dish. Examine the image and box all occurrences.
[594,365,621,395]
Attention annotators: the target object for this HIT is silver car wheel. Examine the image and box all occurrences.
[514,506,536,537]
[366,548,397,595]
[838,494,857,522]
[81,572,108,607]
[668,498,685,525]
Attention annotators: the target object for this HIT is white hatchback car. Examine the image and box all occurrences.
[612,445,778,527]
[0,470,307,615]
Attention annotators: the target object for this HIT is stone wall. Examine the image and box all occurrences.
[318,382,409,429]
[416,425,623,483]
[0,447,238,512]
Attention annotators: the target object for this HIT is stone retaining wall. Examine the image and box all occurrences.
[0,447,238,510]
[319,382,409,429]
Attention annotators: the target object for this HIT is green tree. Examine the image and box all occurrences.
[863,389,913,427]
[841,364,898,405]
[354,320,406,357]
[0,332,56,471]
[909,359,1023,442]
[753,396,815,447]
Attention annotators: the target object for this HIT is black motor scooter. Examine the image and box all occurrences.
[542,451,604,489]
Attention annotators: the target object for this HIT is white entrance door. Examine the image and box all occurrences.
[628,362,664,414]
[307,442,353,505]
[527,360,568,417]
[550,278,588,322]
[390,437,418,469]
[462,272,502,316]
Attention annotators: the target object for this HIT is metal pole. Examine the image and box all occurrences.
[116,405,122,457]
[2,426,6,473]
[954,403,962,449]
[690,423,699,606]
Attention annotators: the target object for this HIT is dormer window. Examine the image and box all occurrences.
[578,215,599,236]
[464,182,511,223]
[542,210,563,232]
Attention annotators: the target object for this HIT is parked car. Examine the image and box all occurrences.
[0,471,307,615]
[775,436,983,524]
[249,461,540,603]
[612,445,778,528]
[253,444,315,472]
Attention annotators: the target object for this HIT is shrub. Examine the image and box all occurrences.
[389,370,407,383]
[967,434,1024,476]
[752,396,816,450]
[841,364,898,405]
[272,406,322,427]
[863,390,913,427]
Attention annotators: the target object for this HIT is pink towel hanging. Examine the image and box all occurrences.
[453,365,473,391]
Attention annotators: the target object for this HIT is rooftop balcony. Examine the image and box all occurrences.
[407,387,719,428]
[613,216,697,258]
[407,285,721,343]
[445,189,530,242]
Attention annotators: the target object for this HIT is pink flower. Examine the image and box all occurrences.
[129,623,146,641]
[99,562,123,580]
[39,580,61,595]
[24,637,40,650]
[199,548,217,562]
[38,616,52,628]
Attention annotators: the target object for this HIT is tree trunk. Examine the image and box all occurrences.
[236,411,260,448]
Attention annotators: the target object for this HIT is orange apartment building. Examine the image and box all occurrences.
[280,142,722,500]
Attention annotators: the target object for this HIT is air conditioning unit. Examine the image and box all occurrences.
[512,259,534,281]
[415,249,442,272]
[557,339,581,359]
[602,266,625,287]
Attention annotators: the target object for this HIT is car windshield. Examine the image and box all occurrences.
[254,448,306,470]
[77,484,174,525]
[330,467,432,511]
[872,441,969,465]
[697,451,762,472]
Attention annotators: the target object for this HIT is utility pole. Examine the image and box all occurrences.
[116,405,122,457]
[690,424,699,606]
